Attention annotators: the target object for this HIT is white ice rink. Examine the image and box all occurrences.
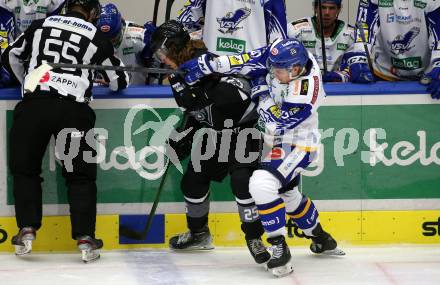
[1,246,439,285]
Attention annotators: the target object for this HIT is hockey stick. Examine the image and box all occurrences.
[24,62,182,93]
[317,0,328,74]
[165,0,175,21]
[119,113,190,240]
[355,21,375,79]
[153,0,160,25]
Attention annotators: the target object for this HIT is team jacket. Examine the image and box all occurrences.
[2,12,129,102]
[113,20,150,85]
[287,16,355,72]
[177,0,287,55]
[0,0,65,35]
[353,0,440,80]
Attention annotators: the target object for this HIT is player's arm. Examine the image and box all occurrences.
[1,20,41,83]
[177,0,206,32]
[179,47,270,85]
[263,0,288,43]
[340,1,378,83]
[258,76,319,134]
[421,3,440,98]
[95,37,129,91]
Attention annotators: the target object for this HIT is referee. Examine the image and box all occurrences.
[1,0,129,262]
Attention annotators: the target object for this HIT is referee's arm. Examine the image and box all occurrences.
[95,39,130,92]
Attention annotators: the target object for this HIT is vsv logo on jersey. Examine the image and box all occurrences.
[217,7,251,34]
[389,27,420,55]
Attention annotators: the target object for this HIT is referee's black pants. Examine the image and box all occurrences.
[9,95,98,240]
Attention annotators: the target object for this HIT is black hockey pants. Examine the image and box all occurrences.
[9,95,97,240]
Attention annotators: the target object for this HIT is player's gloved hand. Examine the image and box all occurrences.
[168,72,202,109]
[0,67,13,88]
[179,54,214,85]
[322,71,349,82]
[349,63,374,83]
[422,64,440,99]
[141,21,157,59]
[250,76,270,102]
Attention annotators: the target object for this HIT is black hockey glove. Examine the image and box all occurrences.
[168,115,199,161]
[168,73,210,110]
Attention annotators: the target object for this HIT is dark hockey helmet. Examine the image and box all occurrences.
[313,0,342,7]
[66,0,102,23]
[150,20,190,59]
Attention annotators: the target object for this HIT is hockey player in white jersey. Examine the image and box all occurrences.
[177,0,287,55]
[0,0,65,35]
[178,38,345,277]
[288,0,373,83]
[96,3,156,85]
[354,0,440,98]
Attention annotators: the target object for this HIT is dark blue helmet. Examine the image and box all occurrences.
[267,38,309,70]
[96,3,122,39]
[314,0,342,6]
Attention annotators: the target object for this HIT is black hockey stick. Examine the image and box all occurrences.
[24,62,182,93]
[317,0,328,74]
[119,113,190,240]
[355,21,375,80]
[165,0,175,21]
[153,0,160,25]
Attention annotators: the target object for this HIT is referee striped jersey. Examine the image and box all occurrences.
[2,11,129,103]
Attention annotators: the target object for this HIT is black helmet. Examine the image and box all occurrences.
[66,0,102,22]
[150,20,190,56]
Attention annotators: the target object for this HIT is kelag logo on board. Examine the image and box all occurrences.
[422,217,440,236]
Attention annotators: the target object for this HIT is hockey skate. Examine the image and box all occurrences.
[11,227,36,256]
[246,237,271,264]
[169,230,214,250]
[77,236,103,263]
[310,223,345,256]
[265,236,293,277]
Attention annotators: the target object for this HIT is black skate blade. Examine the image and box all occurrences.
[119,225,146,240]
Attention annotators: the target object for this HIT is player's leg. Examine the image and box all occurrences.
[9,98,53,255]
[249,169,293,277]
[230,166,270,264]
[60,101,102,262]
[169,162,214,250]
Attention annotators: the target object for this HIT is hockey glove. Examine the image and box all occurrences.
[167,115,199,161]
[179,54,214,85]
[349,63,374,83]
[168,72,209,110]
[250,76,270,102]
[0,67,16,88]
[141,21,157,59]
[422,64,440,99]
[322,71,350,83]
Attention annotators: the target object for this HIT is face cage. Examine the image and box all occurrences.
[269,65,305,81]
[152,38,170,62]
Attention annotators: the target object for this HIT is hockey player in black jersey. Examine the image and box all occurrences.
[150,20,270,265]
[1,0,129,262]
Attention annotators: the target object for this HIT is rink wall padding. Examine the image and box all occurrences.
[0,82,440,251]
[1,211,440,252]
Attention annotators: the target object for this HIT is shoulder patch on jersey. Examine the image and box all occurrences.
[300,79,309,95]
[127,22,143,29]
[291,18,310,30]
[311,76,319,105]
[291,18,308,26]
[228,54,250,66]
